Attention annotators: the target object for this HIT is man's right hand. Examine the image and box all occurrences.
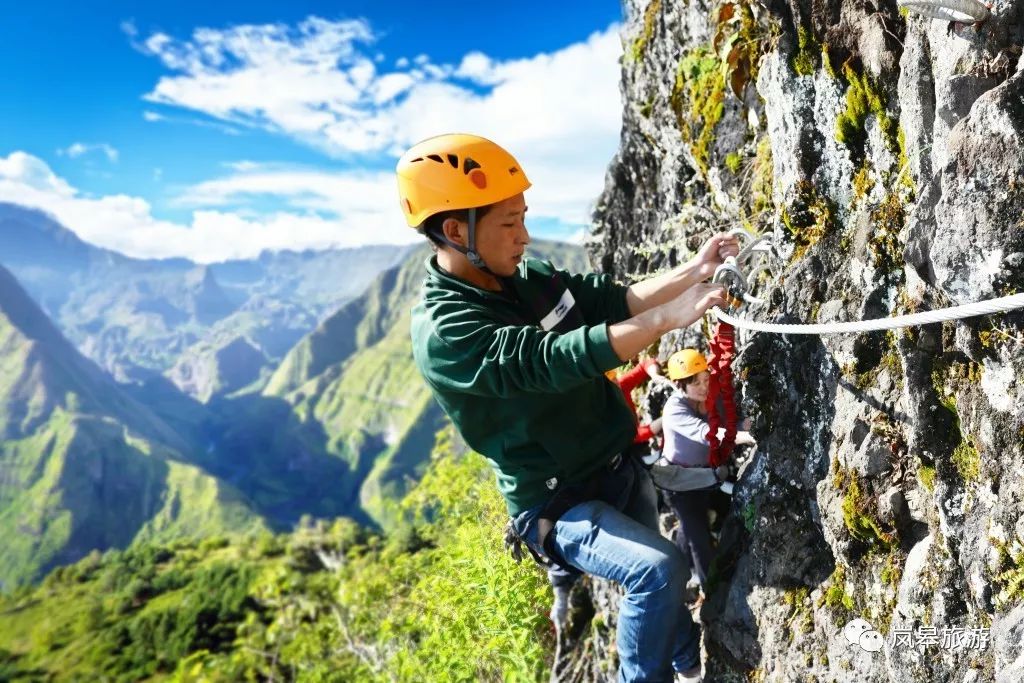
[661,282,727,330]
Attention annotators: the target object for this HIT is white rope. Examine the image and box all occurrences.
[896,0,991,23]
[712,293,1024,335]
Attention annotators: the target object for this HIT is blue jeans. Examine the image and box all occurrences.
[513,459,701,682]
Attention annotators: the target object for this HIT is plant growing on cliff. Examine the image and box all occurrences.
[782,586,813,639]
[714,1,773,96]
[671,47,726,175]
[835,62,899,159]
[993,541,1024,610]
[781,180,836,259]
[820,563,855,618]
[931,359,985,482]
[630,0,661,63]
[792,26,819,76]
[868,193,907,275]
[835,467,896,550]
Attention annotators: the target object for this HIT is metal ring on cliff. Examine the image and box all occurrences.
[896,0,991,23]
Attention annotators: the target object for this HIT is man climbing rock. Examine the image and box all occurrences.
[398,133,738,682]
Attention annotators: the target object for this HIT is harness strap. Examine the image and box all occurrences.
[706,321,737,467]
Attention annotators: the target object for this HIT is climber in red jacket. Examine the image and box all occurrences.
[606,356,672,451]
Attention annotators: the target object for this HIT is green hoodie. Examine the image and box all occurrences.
[410,255,636,516]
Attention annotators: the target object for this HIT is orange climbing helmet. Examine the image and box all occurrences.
[396,133,532,227]
[667,348,708,381]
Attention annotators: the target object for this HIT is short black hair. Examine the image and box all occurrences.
[677,373,703,389]
[420,205,495,247]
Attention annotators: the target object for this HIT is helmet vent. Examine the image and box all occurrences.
[462,157,482,174]
[509,166,519,175]
[410,157,423,162]
[427,154,444,163]
[446,154,459,168]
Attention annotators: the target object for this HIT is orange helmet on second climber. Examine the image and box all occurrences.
[667,349,708,381]
[396,133,532,228]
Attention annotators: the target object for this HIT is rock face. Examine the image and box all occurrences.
[570,0,1024,680]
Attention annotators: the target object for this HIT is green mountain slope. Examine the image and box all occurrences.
[0,427,553,683]
[263,240,590,528]
[0,264,264,589]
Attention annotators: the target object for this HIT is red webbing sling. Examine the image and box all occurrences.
[705,321,738,467]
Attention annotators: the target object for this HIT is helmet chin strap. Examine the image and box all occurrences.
[431,208,496,276]
[464,208,491,272]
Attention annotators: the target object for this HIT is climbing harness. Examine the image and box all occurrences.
[896,0,991,24]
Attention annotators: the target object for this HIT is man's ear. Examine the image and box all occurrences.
[441,217,466,247]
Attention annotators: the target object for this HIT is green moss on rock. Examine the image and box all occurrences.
[835,62,899,157]
[952,439,981,482]
[852,162,875,203]
[725,151,743,174]
[782,587,813,639]
[630,0,662,63]
[781,180,836,259]
[793,26,819,76]
[670,47,727,175]
[868,192,906,273]
[820,563,855,618]
[836,467,896,550]
[918,462,936,492]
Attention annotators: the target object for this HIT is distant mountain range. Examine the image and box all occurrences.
[0,201,589,587]
[0,202,406,397]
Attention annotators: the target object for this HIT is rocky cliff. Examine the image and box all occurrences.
[569,1,1024,680]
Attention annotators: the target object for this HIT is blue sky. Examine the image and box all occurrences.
[0,1,626,262]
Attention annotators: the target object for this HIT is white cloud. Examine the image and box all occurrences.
[60,142,119,162]
[142,108,244,135]
[135,16,624,228]
[455,52,501,85]
[0,151,420,263]
[224,160,260,172]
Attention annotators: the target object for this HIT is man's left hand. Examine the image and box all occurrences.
[695,232,740,275]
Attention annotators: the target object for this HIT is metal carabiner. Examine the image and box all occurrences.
[713,257,747,310]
